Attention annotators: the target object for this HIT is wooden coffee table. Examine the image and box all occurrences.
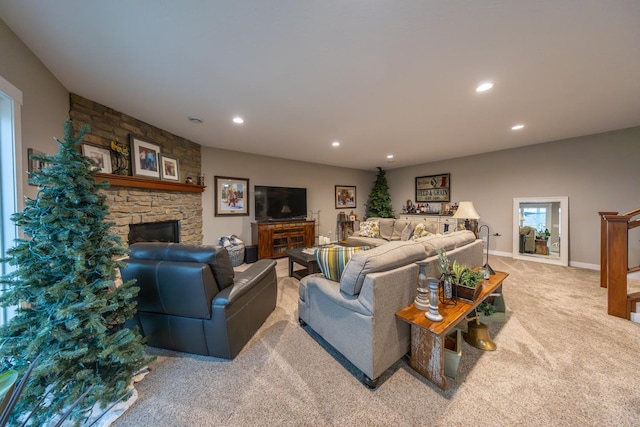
[396,270,509,390]
[285,247,321,280]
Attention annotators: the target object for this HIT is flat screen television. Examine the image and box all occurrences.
[254,185,307,221]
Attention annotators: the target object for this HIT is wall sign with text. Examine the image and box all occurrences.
[415,173,450,202]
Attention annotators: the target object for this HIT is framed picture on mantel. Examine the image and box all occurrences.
[130,135,161,179]
[415,173,450,202]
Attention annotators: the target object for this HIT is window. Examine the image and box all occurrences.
[521,204,550,231]
[0,75,23,325]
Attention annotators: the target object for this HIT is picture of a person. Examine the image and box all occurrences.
[140,149,147,169]
[227,186,237,207]
[146,150,156,171]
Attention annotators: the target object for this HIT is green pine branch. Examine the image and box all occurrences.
[0,120,151,426]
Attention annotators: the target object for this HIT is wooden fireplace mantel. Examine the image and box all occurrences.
[95,173,205,193]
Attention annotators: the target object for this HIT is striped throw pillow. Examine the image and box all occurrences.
[315,246,370,282]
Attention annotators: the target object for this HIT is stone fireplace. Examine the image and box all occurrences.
[102,187,203,247]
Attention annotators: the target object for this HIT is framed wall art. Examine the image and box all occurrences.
[130,135,161,178]
[159,154,180,181]
[335,185,356,209]
[81,144,112,174]
[215,176,249,216]
[415,173,450,202]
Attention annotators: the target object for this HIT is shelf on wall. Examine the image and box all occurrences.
[95,173,205,193]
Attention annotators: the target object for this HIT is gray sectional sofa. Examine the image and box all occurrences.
[347,217,482,279]
[298,218,482,387]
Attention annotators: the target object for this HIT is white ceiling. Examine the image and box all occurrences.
[1,1,639,171]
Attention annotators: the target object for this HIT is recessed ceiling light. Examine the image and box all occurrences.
[386,154,394,159]
[187,115,204,123]
[511,124,525,130]
[232,116,244,124]
[332,141,340,147]
[475,82,494,92]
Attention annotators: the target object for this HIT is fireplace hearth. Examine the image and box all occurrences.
[128,220,180,245]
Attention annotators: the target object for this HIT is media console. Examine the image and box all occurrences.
[251,220,315,259]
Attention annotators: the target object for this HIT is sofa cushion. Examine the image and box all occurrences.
[419,230,477,256]
[376,218,395,240]
[358,220,380,238]
[339,241,426,296]
[392,219,411,241]
[315,246,370,282]
[345,236,388,247]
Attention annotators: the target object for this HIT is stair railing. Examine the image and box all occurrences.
[598,208,640,319]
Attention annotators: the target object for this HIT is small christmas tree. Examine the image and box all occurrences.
[364,167,395,218]
[0,120,149,425]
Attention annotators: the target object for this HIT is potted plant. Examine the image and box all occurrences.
[536,226,550,240]
[451,260,484,302]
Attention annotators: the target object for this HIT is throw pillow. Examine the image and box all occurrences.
[315,246,370,282]
[358,220,380,238]
[411,223,432,240]
[400,223,413,241]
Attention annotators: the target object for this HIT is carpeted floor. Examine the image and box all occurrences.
[112,256,640,426]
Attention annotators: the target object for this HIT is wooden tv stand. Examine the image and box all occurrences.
[251,220,315,259]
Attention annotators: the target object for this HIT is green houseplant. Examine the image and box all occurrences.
[450,260,484,302]
[536,226,551,240]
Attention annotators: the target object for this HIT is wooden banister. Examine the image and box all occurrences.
[622,208,640,218]
[598,211,618,288]
[599,208,640,320]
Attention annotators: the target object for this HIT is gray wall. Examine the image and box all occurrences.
[387,126,640,268]
[0,18,69,203]
[200,147,375,246]
[4,18,638,269]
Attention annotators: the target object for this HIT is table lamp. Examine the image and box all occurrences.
[452,201,480,235]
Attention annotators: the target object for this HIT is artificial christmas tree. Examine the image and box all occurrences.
[0,120,149,425]
[364,167,395,219]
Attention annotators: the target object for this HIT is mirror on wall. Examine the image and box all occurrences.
[513,197,569,266]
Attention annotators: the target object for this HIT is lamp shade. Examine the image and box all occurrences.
[452,201,480,219]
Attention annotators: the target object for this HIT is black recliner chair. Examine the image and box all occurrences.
[121,242,277,359]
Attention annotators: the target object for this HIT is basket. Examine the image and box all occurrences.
[226,245,245,267]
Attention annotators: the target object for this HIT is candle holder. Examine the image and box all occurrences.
[425,277,443,322]
[414,264,430,311]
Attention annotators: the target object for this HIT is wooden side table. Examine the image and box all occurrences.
[396,271,509,390]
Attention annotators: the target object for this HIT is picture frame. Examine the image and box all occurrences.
[130,135,161,178]
[81,144,112,174]
[415,173,450,202]
[159,154,180,181]
[335,185,356,209]
[214,176,249,216]
[27,148,47,186]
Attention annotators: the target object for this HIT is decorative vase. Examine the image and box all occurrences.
[439,274,456,305]
[443,275,452,299]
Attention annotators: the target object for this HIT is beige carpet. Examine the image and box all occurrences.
[113,256,640,426]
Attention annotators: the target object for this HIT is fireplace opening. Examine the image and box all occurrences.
[128,220,180,245]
